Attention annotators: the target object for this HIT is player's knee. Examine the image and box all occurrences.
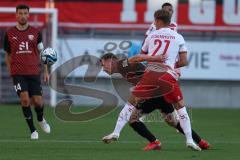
[164,118,177,127]
[129,109,141,124]
[173,100,185,110]
[129,118,138,124]
[162,112,178,127]
[32,98,43,107]
[129,114,139,124]
[21,98,30,106]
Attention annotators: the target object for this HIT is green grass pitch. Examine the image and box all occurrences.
[0,105,240,160]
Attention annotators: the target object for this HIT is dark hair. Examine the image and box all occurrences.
[162,2,172,8]
[16,4,30,12]
[100,53,117,61]
[154,9,171,25]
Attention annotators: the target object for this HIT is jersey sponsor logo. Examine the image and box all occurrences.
[19,41,28,51]
[28,35,34,41]
[17,41,32,54]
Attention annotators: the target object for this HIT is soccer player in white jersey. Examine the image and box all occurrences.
[128,9,201,151]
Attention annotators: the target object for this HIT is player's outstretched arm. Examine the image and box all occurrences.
[128,54,165,63]
[142,54,166,63]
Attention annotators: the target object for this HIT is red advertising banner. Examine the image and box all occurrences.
[0,0,240,32]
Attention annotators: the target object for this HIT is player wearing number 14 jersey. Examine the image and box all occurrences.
[3,4,51,139]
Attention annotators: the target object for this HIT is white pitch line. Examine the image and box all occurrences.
[0,139,240,144]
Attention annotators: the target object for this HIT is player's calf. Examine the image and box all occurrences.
[21,106,36,135]
[34,106,44,122]
[130,121,157,144]
[161,110,179,127]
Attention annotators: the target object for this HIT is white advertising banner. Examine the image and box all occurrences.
[56,38,240,80]
[182,42,240,80]
[56,38,134,77]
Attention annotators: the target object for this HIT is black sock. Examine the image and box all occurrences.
[176,122,201,144]
[34,106,44,122]
[21,107,36,133]
[130,122,156,143]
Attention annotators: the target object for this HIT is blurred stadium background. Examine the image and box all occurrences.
[0,0,240,109]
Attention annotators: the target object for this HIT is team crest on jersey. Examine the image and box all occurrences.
[12,36,17,40]
[28,35,34,41]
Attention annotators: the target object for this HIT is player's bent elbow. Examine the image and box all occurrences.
[176,61,187,68]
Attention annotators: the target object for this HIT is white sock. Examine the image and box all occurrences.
[112,102,135,135]
[177,107,193,143]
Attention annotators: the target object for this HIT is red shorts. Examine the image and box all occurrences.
[131,70,183,103]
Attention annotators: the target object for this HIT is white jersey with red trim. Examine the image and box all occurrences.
[145,21,181,76]
[142,28,187,79]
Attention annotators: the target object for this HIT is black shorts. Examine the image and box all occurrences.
[137,97,174,114]
[12,75,42,97]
